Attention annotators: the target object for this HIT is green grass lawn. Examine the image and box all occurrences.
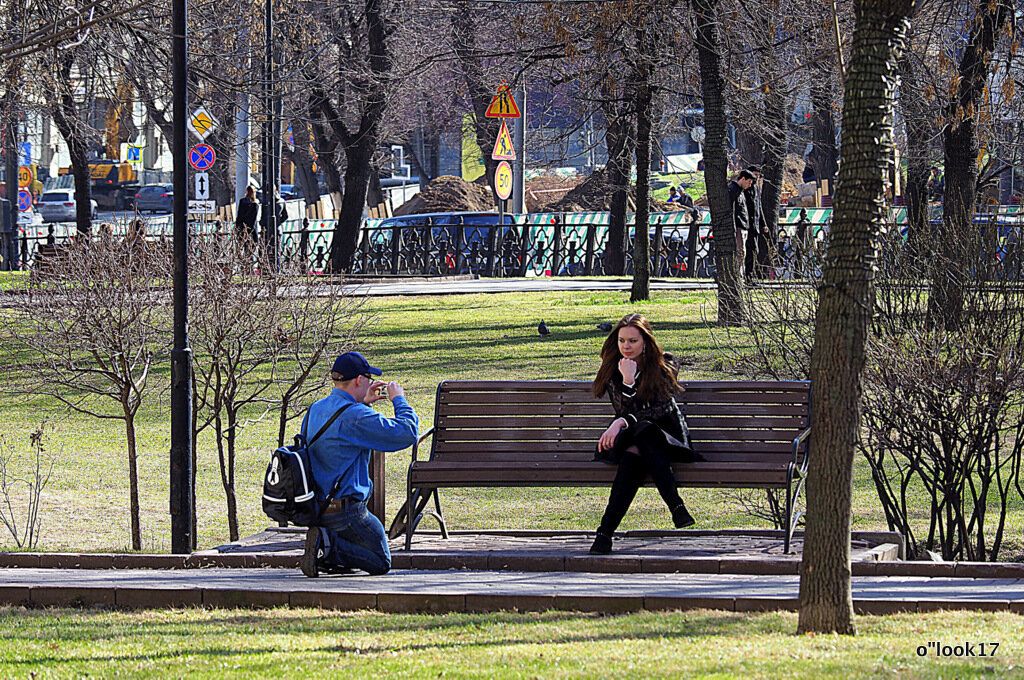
[1,288,1021,557]
[0,607,1020,679]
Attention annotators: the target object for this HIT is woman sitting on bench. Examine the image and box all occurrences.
[590,313,702,554]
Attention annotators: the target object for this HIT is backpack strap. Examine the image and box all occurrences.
[306,403,355,447]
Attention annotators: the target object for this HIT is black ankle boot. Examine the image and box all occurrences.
[590,532,613,554]
[672,503,695,529]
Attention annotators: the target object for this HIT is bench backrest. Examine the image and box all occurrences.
[431,380,810,466]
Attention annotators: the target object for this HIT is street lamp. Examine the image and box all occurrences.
[170,0,194,554]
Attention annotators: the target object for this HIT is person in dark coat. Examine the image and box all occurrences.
[234,186,259,243]
[743,166,772,279]
[589,313,703,555]
[727,170,755,268]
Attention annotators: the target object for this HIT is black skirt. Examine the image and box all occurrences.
[594,413,703,465]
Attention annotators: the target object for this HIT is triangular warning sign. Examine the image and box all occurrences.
[491,120,516,160]
[485,87,521,118]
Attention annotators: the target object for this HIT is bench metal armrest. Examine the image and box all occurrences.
[411,426,435,463]
[792,426,811,475]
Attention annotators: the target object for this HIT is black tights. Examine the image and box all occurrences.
[596,438,684,536]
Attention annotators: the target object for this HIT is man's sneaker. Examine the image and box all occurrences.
[300,527,321,578]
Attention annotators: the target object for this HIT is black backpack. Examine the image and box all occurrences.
[262,404,352,527]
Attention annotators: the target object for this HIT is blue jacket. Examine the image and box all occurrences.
[306,388,419,502]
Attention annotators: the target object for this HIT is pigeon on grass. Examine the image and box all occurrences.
[538,320,551,337]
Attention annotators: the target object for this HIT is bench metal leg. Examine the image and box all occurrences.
[402,486,449,551]
[785,465,808,554]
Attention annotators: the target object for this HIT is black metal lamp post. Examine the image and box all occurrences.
[170,0,194,554]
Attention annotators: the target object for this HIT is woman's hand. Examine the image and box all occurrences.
[598,418,625,452]
[618,357,638,385]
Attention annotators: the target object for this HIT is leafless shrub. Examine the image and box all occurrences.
[189,234,365,541]
[0,424,61,550]
[10,236,171,551]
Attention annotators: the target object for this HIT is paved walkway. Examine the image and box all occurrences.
[1,567,1021,614]
[342,277,717,296]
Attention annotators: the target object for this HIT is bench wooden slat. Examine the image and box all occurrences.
[420,451,802,464]
[436,428,804,442]
[440,390,809,405]
[437,415,808,429]
[433,439,801,454]
[682,403,808,416]
[411,462,789,487]
[442,380,810,393]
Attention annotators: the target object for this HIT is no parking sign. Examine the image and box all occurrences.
[17,190,32,212]
[189,144,216,170]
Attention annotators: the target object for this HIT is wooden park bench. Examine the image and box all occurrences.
[389,380,812,553]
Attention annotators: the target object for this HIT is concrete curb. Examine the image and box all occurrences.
[3,549,1021,579]
[0,583,1019,615]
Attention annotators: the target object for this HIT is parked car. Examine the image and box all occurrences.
[37,189,98,223]
[132,184,174,213]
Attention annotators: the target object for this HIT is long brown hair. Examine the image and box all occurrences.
[592,313,679,402]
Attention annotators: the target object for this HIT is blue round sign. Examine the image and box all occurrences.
[189,143,216,170]
[18,190,32,212]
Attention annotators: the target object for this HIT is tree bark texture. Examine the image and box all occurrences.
[50,53,92,236]
[631,24,655,303]
[931,0,1012,330]
[125,412,142,550]
[809,64,840,190]
[757,8,789,244]
[603,101,635,276]
[327,0,390,272]
[691,0,744,325]
[452,11,501,205]
[897,36,934,251]
[798,0,913,635]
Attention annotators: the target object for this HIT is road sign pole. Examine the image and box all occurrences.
[170,0,195,554]
[513,80,525,215]
[3,97,18,271]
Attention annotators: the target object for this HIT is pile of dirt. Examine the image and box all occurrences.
[782,153,806,196]
[525,174,581,212]
[393,175,495,216]
[550,169,681,213]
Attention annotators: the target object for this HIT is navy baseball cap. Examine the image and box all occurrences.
[331,352,383,380]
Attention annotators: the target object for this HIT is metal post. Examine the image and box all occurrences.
[512,80,525,215]
[261,0,276,267]
[4,107,17,271]
[584,223,596,275]
[551,215,562,276]
[170,0,194,554]
[235,26,251,203]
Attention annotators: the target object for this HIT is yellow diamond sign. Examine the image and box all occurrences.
[187,106,219,141]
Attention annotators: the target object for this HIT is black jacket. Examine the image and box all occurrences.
[728,180,749,234]
[235,197,259,233]
[743,183,765,234]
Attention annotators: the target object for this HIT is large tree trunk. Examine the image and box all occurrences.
[288,120,320,209]
[50,53,93,236]
[452,11,501,204]
[327,0,389,272]
[758,7,789,247]
[898,35,934,251]
[929,0,1012,330]
[692,0,744,325]
[604,110,634,276]
[808,64,840,191]
[631,24,654,303]
[798,0,913,635]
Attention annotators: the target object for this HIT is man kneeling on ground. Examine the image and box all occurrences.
[302,351,419,577]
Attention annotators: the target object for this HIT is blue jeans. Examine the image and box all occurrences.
[319,502,391,575]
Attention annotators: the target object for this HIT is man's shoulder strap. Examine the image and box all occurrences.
[306,403,355,447]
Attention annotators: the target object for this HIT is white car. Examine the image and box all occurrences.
[37,189,99,223]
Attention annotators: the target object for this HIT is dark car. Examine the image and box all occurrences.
[133,184,174,213]
[368,212,519,275]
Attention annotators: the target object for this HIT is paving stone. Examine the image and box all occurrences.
[31,586,116,607]
[565,555,641,573]
[875,562,956,577]
[0,553,41,568]
[954,563,1024,579]
[465,594,558,612]
[111,555,188,570]
[0,586,31,606]
[202,588,290,608]
[916,599,1010,613]
[854,599,918,615]
[290,591,378,611]
[552,595,644,613]
[39,553,115,569]
[1009,601,1024,614]
[486,553,565,572]
[115,587,202,609]
[735,597,800,612]
[641,557,720,574]
[378,592,466,613]
[187,554,261,569]
[643,596,734,612]
[719,559,799,575]
[851,562,878,577]
[409,553,489,571]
